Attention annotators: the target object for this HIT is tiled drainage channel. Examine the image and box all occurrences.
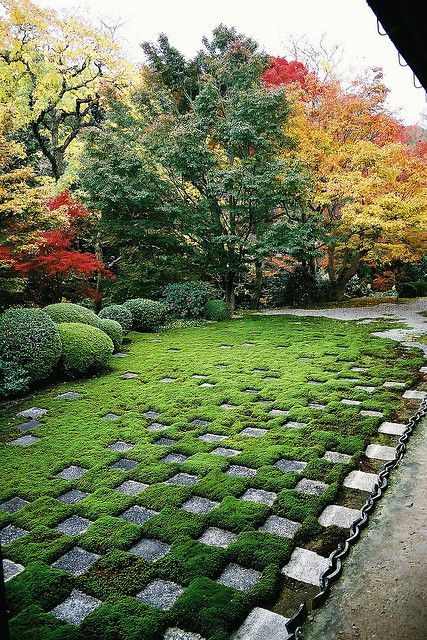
[233,391,427,640]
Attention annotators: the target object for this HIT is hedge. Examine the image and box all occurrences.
[123,298,166,331]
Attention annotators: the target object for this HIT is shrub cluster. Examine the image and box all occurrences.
[123,298,166,331]
[57,323,114,376]
[97,318,123,351]
[98,304,133,333]
[204,299,232,321]
[162,282,216,318]
[397,280,427,298]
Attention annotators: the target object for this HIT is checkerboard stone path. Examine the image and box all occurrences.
[241,488,277,506]
[182,496,219,514]
[58,489,89,503]
[360,410,384,417]
[56,465,88,480]
[233,607,290,640]
[50,589,102,625]
[1,525,28,545]
[165,473,198,486]
[365,444,396,461]
[318,505,360,529]
[164,628,205,640]
[343,470,378,492]
[198,527,237,548]
[296,478,328,496]
[3,558,25,582]
[120,506,158,525]
[55,516,93,536]
[129,538,171,561]
[259,515,301,538]
[108,440,133,451]
[282,547,330,586]
[227,464,257,478]
[147,423,168,432]
[102,413,120,420]
[162,453,188,463]
[217,563,261,591]
[198,433,227,443]
[137,580,184,610]
[211,447,241,457]
[275,459,306,473]
[240,427,267,437]
[378,421,406,436]
[322,451,352,464]
[0,497,29,513]
[51,547,100,576]
[403,389,427,400]
[109,458,139,471]
[115,480,149,495]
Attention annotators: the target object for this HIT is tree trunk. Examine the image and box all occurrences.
[224,273,236,312]
[252,259,263,309]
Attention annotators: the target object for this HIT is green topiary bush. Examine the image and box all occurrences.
[123,298,166,331]
[44,302,103,328]
[0,308,62,383]
[162,282,216,317]
[57,322,114,376]
[204,299,232,321]
[0,358,30,399]
[98,318,123,352]
[397,282,418,298]
[98,304,133,333]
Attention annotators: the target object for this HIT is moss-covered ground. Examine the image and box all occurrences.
[1,314,423,640]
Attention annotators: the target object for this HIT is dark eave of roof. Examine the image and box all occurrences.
[366,0,427,90]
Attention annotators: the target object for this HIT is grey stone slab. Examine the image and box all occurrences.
[295,479,328,496]
[264,376,279,381]
[112,352,128,358]
[192,375,207,379]
[308,403,327,409]
[121,372,138,379]
[165,473,198,486]
[51,547,100,576]
[378,421,406,436]
[108,441,134,451]
[0,497,29,514]
[220,404,237,410]
[341,399,361,406]
[343,470,378,492]
[308,381,323,386]
[1,525,28,545]
[115,480,149,495]
[242,343,255,347]
[120,505,158,525]
[102,413,120,420]
[318,505,360,529]
[351,367,367,372]
[3,558,25,582]
[55,392,82,400]
[243,389,259,394]
[239,427,267,437]
[109,458,139,471]
[182,496,219,515]
[219,345,231,349]
[252,368,267,373]
[160,377,177,383]
[129,538,171,561]
[189,419,210,427]
[269,409,289,416]
[339,378,359,383]
[164,628,205,640]
[56,465,88,481]
[217,563,261,591]
[200,382,215,388]
[241,488,277,506]
[211,447,241,457]
[162,453,188,463]
[8,435,39,446]
[199,433,227,443]
[383,381,406,389]
[282,547,329,586]
[56,516,93,536]
[147,423,169,432]
[233,607,289,640]
[50,589,102,625]
[259,515,301,539]
[365,444,396,461]
[403,389,427,400]
[227,465,257,478]
[355,386,376,393]
[322,450,352,464]
[286,421,308,429]
[144,411,161,419]
[198,527,237,548]
[17,407,47,419]
[275,459,307,473]
[17,420,41,432]
[360,410,384,417]
[136,579,184,610]
[155,437,177,446]
[57,489,89,504]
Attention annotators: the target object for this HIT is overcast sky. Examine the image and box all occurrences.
[39,0,426,125]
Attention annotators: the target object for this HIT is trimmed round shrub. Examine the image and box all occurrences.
[0,359,30,399]
[398,282,418,298]
[0,308,62,383]
[44,303,103,329]
[204,299,232,321]
[57,323,114,376]
[98,318,123,352]
[98,304,133,333]
[162,282,216,318]
[123,298,166,331]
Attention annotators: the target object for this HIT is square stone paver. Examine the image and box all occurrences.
[233,607,289,640]
[211,447,241,457]
[264,376,279,381]
[365,444,395,461]
[136,580,184,610]
[351,367,367,372]
[259,515,301,539]
[165,473,198,486]
[0,497,29,514]
[121,372,138,379]
[115,480,149,495]
[241,488,277,506]
[57,490,89,504]
[192,375,207,379]
[383,381,406,389]
[341,399,361,406]
[108,441,134,452]
[355,386,376,393]
[164,628,205,640]
[56,516,93,536]
[120,506,158,526]
[242,343,255,347]
[102,413,120,420]
[227,465,257,478]
[198,527,238,548]
[55,392,82,400]
[318,505,360,529]
[200,382,215,388]
[182,496,219,515]
[343,470,378,492]
[160,377,176,383]
[144,411,160,419]
[109,458,139,471]
[243,389,259,394]
[308,403,326,409]
[269,409,289,416]
[112,352,128,358]
[282,547,329,586]
[147,422,169,432]
[322,451,352,464]
[50,589,102,625]
[189,419,210,427]
[3,558,25,582]
[1,525,28,545]
[198,433,227,443]
[360,410,384,417]
[403,389,427,400]
[155,437,176,446]
[51,547,100,576]
[275,459,307,473]
[240,427,267,437]
[378,421,406,436]
[162,453,188,464]
[17,407,47,419]
[8,435,39,446]
[286,421,308,429]
[17,420,41,432]
[295,479,328,496]
[56,465,88,481]
[220,404,237,410]
[219,345,231,349]
[217,563,261,591]
[129,538,171,561]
